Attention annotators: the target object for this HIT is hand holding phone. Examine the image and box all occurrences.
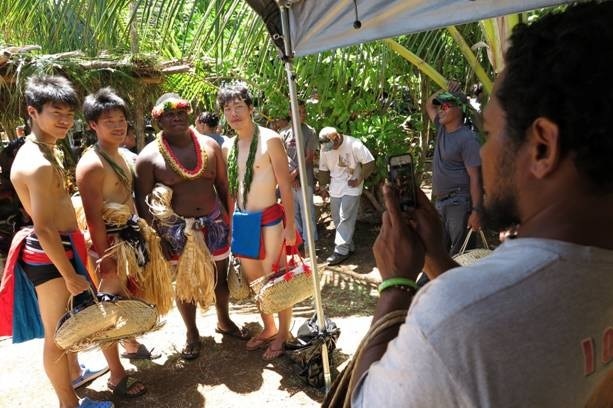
[387,153,416,211]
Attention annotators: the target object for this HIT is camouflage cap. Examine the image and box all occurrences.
[433,91,467,106]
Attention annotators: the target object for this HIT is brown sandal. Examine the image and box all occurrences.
[262,343,285,361]
[181,340,201,360]
[246,333,277,351]
[107,376,146,398]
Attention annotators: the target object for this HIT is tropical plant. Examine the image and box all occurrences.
[0,0,562,197]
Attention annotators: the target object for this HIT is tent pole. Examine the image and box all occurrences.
[278,3,332,391]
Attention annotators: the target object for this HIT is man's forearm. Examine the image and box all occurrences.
[467,166,482,210]
[88,220,110,257]
[361,161,376,181]
[470,179,481,211]
[134,193,152,224]
[279,182,296,231]
[352,288,413,394]
[216,183,231,215]
[423,253,458,279]
[426,90,443,122]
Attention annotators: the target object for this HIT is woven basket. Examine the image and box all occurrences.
[257,257,314,315]
[453,248,492,266]
[55,290,160,352]
[228,256,251,301]
[55,289,120,352]
[452,229,492,266]
[87,298,160,345]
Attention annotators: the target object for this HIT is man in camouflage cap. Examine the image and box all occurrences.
[425,83,483,256]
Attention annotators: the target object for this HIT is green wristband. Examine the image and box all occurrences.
[378,277,418,294]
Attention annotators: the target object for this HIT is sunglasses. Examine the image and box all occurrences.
[439,102,457,111]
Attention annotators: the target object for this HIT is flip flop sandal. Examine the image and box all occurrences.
[72,364,110,389]
[262,343,285,361]
[78,397,114,408]
[181,340,201,360]
[246,333,277,351]
[120,344,162,360]
[215,325,251,340]
[107,376,147,398]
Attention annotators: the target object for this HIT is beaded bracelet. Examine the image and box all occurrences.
[378,277,418,294]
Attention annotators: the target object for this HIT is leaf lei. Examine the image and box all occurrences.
[94,144,132,190]
[227,124,259,209]
[158,129,208,180]
[26,135,67,189]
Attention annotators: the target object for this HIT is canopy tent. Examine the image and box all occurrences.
[244,0,578,391]
[247,0,571,58]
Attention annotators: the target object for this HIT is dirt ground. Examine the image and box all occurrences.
[0,199,382,408]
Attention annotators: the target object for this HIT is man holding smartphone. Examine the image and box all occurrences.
[426,84,482,255]
[350,3,613,406]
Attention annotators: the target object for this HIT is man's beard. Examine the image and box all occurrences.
[481,141,522,233]
[482,190,520,232]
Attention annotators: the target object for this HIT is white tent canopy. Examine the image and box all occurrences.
[247,0,571,57]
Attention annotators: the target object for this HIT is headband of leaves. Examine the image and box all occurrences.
[151,98,192,120]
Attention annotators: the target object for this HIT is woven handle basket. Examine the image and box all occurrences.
[256,246,314,314]
[55,289,159,352]
[452,229,493,266]
[228,255,251,301]
[55,288,119,352]
[87,298,160,345]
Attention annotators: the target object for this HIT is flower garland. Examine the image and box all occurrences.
[158,130,208,180]
[151,98,192,120]
[227,124,259,209]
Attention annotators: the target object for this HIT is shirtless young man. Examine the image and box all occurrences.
[135,93,247,361]
[75,88,151,398]
[218,82,297,361]
[3,76,112,408]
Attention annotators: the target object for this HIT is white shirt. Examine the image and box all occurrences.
[319,135,374,198]
[352,238,613,407]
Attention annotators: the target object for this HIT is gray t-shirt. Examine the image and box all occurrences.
[432,118,481,197]
[353,238,613,407]
[282,122,317,188]
[207,132,228,147]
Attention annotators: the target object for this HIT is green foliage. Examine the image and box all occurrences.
[0,0,561,188]
[0,51,162,131]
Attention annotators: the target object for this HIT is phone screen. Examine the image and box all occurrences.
[388,153,416,211]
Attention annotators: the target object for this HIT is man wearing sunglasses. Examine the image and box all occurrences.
[425,83,483,255]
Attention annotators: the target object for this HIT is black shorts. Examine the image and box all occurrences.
[21,262,62,287]
[21,232,72,287]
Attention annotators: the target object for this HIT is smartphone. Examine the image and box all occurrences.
[387,153,416,211]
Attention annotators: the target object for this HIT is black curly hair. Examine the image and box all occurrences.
[83,87,129,123]
[216,82,253,110]
[197,111,220,128]
[498,1,613,193]
[25,76,79,113]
